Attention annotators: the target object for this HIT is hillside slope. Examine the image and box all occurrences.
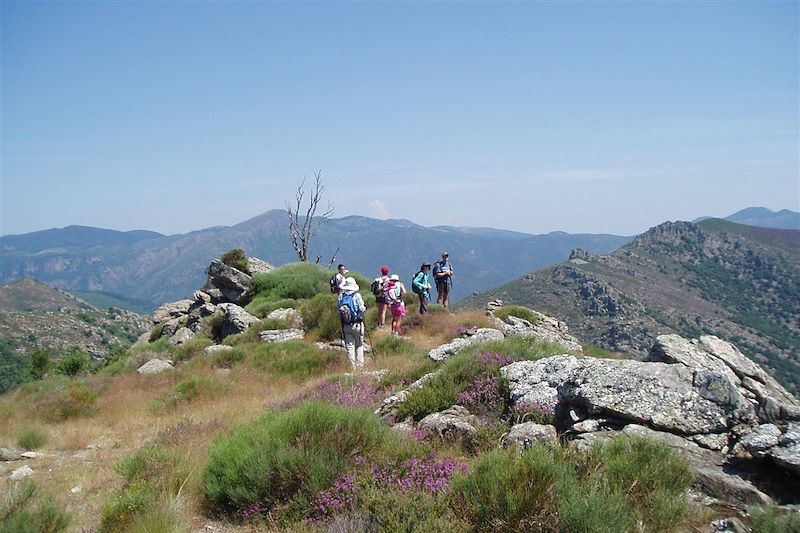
[0,210,630,309]
[459,219,800,393]
[0,279,150,393]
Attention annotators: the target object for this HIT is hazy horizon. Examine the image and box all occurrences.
[3,2,798,237]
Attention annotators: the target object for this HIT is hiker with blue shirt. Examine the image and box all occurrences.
[412,263,432,315]
[433,252,454,311]
[338,276,366,368]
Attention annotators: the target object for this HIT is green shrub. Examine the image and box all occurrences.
[211,347,246,368]
[356,484,470,532]
[250,262,331,301]
[494,305,540,324]
[55,349,89,377]
[116,445,183,489]
[200,310,225,341]
[458,335,566,362]
[581,342,617,359]
[245,297,296,318]
[173,336,214,363]
[749,504,800,533]
[300,293,341,341]
[0,479,71,533]
[18,377,98,422]
[250,340,341,380]
[559,485,631,532]
[156,376,228,410]
[220,248,248,272]
[99,483,155,533]
[203,402,399,519]
[453,445,575,532]
[372,335,416,356]
[149,323,165,343]
[29,347,52,380]
[17,426,47,450]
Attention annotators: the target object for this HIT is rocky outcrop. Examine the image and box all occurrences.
[428,328,504,361]
[245,257,275,276]
[169,327,195,345]
[217,303,260,339]
[500,333,799,507]
[205,260,253,306]
[375,371,440,419]
[266,308,303,328]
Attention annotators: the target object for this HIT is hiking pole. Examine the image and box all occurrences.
[365,321,378,363]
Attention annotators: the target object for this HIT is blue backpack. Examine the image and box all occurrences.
[338,293,362,325]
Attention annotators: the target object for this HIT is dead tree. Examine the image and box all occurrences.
[286,171,334,262]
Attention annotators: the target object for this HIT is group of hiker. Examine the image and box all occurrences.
[330,252,455,368]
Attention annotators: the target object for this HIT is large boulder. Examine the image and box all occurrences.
[647,335,800,423]
[152,299,193,324]
[266,308,303,328]
[502,423,558,450]
[205,260,252,306]
[137,359,174,375]
[169,327,195,345]
[428,328,504,361]
[259,329,304,343]
[502,315,584,354]
[245,257,275,276]
[217,303,260,340]
[418,405,478,441]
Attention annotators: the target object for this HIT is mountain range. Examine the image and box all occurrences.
[0,209,631,311]
[694,206,800,230]
[460,218,800,393]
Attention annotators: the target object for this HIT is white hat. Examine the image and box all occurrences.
[341,276,359,292]
[389,274,400,281]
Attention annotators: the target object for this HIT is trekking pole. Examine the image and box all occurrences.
[365,322,378,363]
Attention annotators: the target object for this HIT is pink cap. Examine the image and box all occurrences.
[380,265,389,275]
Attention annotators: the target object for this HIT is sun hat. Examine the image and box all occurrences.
[389,274,400,281]
[340,277,359,292]
[442,251,449,257]
[421,263,431,269]
[380,265,389,275]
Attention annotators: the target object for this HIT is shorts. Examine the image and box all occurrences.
[375,296,386,304]
[436,280,450,294]
[390,302,406,318]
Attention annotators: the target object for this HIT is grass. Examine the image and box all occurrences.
[12,376,99,422]
[748,504,800,533]
[0,479,71,533]
[494,305,540,324]
[16,425,48,450]
[250,340,345,380]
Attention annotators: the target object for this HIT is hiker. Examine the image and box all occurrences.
[371,265,391,329]
[338,276,366,368]
[384,274,406,336]
[412,263,432,315]
[330,264,348,294]
[432,252,454,310]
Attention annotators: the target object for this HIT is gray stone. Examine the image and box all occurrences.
[419,405,478,440]
[169,327,195,345]
[259,329,304,343]
[739,424,781,454]
[217,303,260,340]
[428,328,504,361]
[502,423,558,450]
[188,302,217,322]
[152,299,193,323]
[160,317,183,339]
[193,290,212,304]
[20,451,45,459]
[203,344,234,357]
[710,517,749,533]
[10,465,33,481]
[691,433,729,452]
[266,307,303,328]
[245,257,275,276]
[137,359,174,375]
[503,315,584,353]
[206,260,252,305]
[0,447,23,461]
[768,442,800,474]
[375,371,440,419]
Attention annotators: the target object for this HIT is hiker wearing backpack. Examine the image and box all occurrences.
[330,264,348,294]
[370,265,390,329]
[338,277,367,368]
[384,274,407,336]
[412,263,432,315]
[433,252,454,310]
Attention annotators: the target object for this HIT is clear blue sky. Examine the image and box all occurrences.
[2,2,798,237]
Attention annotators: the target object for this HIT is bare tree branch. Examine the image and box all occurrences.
[286,171,334,261]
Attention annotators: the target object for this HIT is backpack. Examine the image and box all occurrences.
[338,293,362,325]
[385,280,402,305]
[411,271,423,295]
[329,274,339,294]
[370,277,384,297]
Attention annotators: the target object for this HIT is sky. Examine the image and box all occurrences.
[2,1,798,237]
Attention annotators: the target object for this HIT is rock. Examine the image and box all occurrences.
[375,371,440,418]
[10,465,33,481]
[20,451,45,459]
[188,302,217,323]
[132,331,151,348]
[206,260,252,305]
[137,359,174,375]
[502,315,584,353]
[217,303,260,340]
[205,288,225,304]
[169,327,195,345]
[418,405,478,440]
[502,423,558,450]
[390,422,416,438]
[193,290,212,304]
[428,328,504,361]
[160,317,184,339]
[152,299,193,323]
[691,433,729,452]
[501,355,580,414]
[316,341,345,352]
[0,447,23,461]
[739,424,782,454]
[70,485,82,494]
[485,299,504,313]
[259,329,304,343]
[203,344,234,356]
[710,517,749,533]
[768,442,800,474]
[245,257,275,276]
[266,308,303,328]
